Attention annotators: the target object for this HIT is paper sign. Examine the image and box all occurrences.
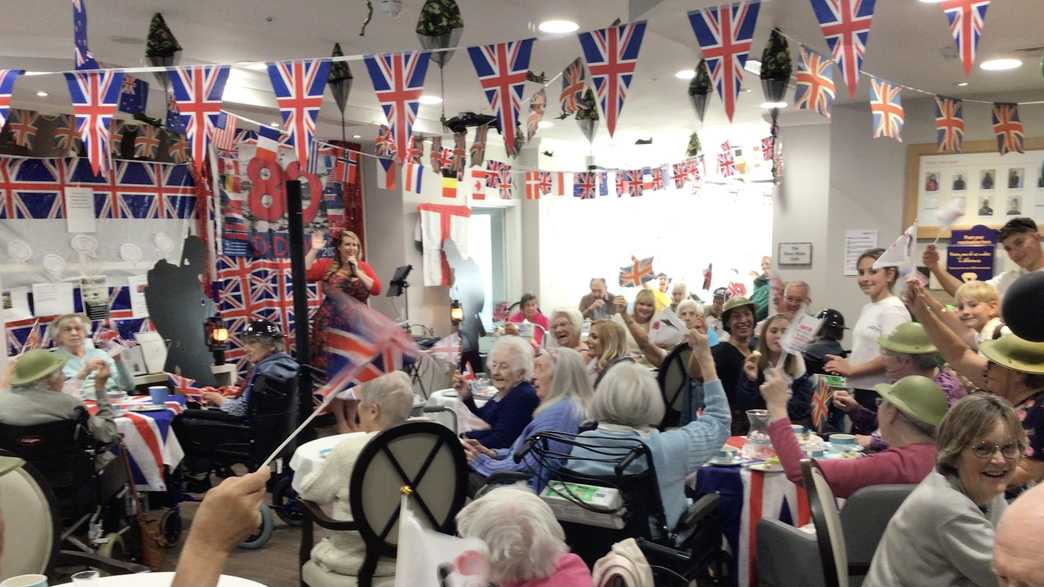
[844,230,878,276]
[31,282,75,316]
[780,312,824,356]
[127,275,149,318]
[2,287,32,321]
[80,276,109,320]
[65,186,96,233]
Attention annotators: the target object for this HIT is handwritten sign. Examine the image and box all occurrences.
[947,224,996,283]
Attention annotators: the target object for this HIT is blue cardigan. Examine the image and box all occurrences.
[471,396,586,493]
[568,379,731,529]
[463,381,539,449]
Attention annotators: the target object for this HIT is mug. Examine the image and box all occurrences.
[830,433,857,445]
[148,385,168,405]
[0,575,48,587]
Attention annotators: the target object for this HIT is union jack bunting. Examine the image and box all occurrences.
[169,65,231,173]
[992,103,1023,155]
[687,2,760,122]
[793,46,836,118]
[574,172,597,199]
[363,51,432,163]
[432,147,454,171]
[467,39,535,157]
[718,141,736,177]
[71,0,98,70]
[134,124,161,158]
[485,160,506,189]
[495,162,513,199]
[671,162,691,188]
[577,21,647,137]
[0,69,24,131]
[619,256,655,287]
[942,0,990,76]
[761,136,775,161]
[267,59,331,170]
[537,171,553,196]
[53,115,81,155]
[642,166,665,191]
[869,77,903,142]
[7,110,39,150]
[559,57,586,116]
[0,158,66,219]
[934,96,964,154]
[404,134,424,164]
[84,160,196,220]
[808,0,878,98]
[212,112,238,152]
[64,70,124,177]
[168,134,189,164]
[108,120,125,157]
[167,372,201,397]
[690,155,705,183]
[624,169,644,197]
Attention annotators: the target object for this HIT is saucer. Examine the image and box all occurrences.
[707,456,744,467]
[749,463,784,472]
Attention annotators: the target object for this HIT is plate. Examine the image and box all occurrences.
[825,442,864,453]
[707,457,744,467]
[749,463,784,472]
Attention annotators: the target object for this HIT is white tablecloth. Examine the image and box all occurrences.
[52,572,265,586]
[289,433,368,494]
[425,388,489,434]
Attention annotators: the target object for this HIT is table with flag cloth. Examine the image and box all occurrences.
[85,395,185,492]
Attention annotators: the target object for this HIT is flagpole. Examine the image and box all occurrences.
[286,179,314,427]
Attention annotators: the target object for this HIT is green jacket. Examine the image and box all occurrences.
[750,275,770,321]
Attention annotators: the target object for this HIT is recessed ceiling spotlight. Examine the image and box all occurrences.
[742,88,753,94]
[538,120,554,129]
[246,63,268,71]
[675,69,697,80]
[744,59,762,75]
[418,94,443,105]
[760,101,788,109]
[270,121,281,128]
[352,134,361,139]
[538,19,579,34]
[954,81,969,87]
[980,58,1022,71]
[35,90,48,97]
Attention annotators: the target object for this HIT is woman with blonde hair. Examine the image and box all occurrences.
[585,320,633,387]
[615,288,657,358]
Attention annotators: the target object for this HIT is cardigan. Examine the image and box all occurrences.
[56,343,130,399]
[305,257,382,296]
[463,381,540,449]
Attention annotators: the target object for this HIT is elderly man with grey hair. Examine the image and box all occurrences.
[453,335,539,449]
[295,371,415,582]
[579,278,617,321]
[457,487,594,587]
[756,280,812,336]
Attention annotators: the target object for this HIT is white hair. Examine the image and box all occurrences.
[676,299,702,315]
[672,281,688,295]
[590,362,664,427]
[490,336,534,380]
[456,487,568,584]
[356,371,414,427]
[535,347,593,417]
[550,308,583,337]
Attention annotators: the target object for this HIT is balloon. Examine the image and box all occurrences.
[1002,271,1044,341]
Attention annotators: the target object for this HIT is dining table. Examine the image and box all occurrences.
[51,571,265,586]
[84,394,185,492]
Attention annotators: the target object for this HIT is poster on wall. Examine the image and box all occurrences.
[946,224,996,283]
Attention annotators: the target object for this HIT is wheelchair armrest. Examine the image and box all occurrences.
[484,471,531,487]
[679,493,720,530]
[635,537,691,566]
[56,550,150,575]
[300,499,358,531]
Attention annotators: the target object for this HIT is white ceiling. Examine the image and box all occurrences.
[2,0,1042,150]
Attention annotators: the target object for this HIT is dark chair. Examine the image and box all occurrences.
[656,343,697,429]
[803,459,849,587]
[298,420,468,587]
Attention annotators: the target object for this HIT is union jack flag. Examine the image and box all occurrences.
[672,162,690,188]
[869,77,903,142]
[212,112,238,152]
[560,57,586,116]
[992,103,1023,155]
[7,109,39,150]
[267,59,330,170]
[71,0,98,70]
[942,0,990,76]
[51,114,80,155]
[727,281,747,298]
[574,172,597,199]
[809,0,877,98]
[718,141,736,177]
[64,70,124,177]
[624,169,644,197]
[134,124,161,158]
[761,136,775,161]
[687,2,760,123]
[467,39,535,157]
[934,96,964,154]
[108,120,125,157]
[810,377,832,432]
[168,133,189,164]
[690,155,704,183]
[318,285,416,386]
[0,158,66,219]
[404,134,424,164]
[167,372,201,397]
[793,46,836,118]
[364,51,431,163]
[495,162,513,199]
[432,147,455,171]
[577,21,648,137]
[88,160,196,220]
[0,69,24,131]
[169,65,231,173]
[619,256,655,287]
[642,166,665,191]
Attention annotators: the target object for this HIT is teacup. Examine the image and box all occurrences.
[0,575,48,587]
[148,385,168,405]
[791,424,805,435]
[829,433,857,446]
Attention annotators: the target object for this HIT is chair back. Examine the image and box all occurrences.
[841,484,914,569]
[802,459,848,587]
[656,343,692,429]
[348,421,468,558]
[247,372,300,466]
[0,453,60,580]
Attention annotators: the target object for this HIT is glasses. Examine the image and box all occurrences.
[970,441,1022,460]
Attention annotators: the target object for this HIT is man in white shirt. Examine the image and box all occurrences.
[924,217,1042,300]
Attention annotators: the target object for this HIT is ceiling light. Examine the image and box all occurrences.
[744,59,762,75]
[269,121,281,128]
[980,58,1022,71]
[245,63,267,71]
[418,94,443,105]
[675,69,696,80]
[760,101,788,109]
[35,91,48,97]
[538,19,579,34]
[742,88,753,94]
[954,81,969,87]
[352,134,361,139]
[538,120,554,129]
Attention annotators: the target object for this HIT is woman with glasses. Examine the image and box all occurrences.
[465,347,593,493]
[865,393,1026,587]
[453,336,539,450]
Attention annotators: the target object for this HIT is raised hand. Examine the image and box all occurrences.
[922,244,940,268]
[310,231,326,251]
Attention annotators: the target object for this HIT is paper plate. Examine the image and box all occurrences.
[749,463,784,473]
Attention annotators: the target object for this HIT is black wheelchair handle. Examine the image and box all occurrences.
[615,447,643,476]
[512,435,540,463]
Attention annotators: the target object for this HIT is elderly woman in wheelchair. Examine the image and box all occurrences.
[294,371,415,583]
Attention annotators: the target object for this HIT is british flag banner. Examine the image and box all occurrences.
[808,0,877,98]
[0,157,66,219]
[622,169,644,197]
[71,0,98,70]
[364,51,431,163]
[169,65,231,173]
[577,21,647,137]
[267,59,331,170]
[793,46,836,118]
[76,160,197,220]
[484,160,513,199]
[467,39,536,157]
[992,103,1023,155]
[687,2,760,123]
[404,135,424,164]
[63,70,125,177]
[942,0,990,76]
[934,96,964,154]
[0,69,24,131]
[574,172,597,199]
[559,57,587,117]
[6,110,39,150]
[671,162,691,189]
[869,77,903,142]
[718,141,737,177]
[53,115,81,156]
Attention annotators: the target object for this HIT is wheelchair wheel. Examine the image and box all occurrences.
[160,508,183,546]
[237,504,274,550]
[97,532,126,560]
[271,476,305,527]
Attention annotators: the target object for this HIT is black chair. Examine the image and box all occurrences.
[298,420,468,587]
[509,430,726,586]
[656,343,697,429]
[802,459,850,587]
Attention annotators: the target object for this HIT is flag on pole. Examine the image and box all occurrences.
[793,46,835,118]
[619,256,655,287]
[577,21,647,137]
[687,1,761,123]
[559,57,586,116]
[0,69,24,131]
[872,223,916,270]
[811,377,831,432]
[267,59,331,171]
[992,102,1024,155]
[934,96,964,154]
[703,263,713,290]
[63,70,125,177]
[941,0,990,76]
[467,39,535,157]
[808,0,878,98]
[364,51,431,163]
[869,77,903,142]
[169,65,231,173]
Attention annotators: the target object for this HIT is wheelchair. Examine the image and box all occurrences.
[0,408,145,565]
[487,430,729,586]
